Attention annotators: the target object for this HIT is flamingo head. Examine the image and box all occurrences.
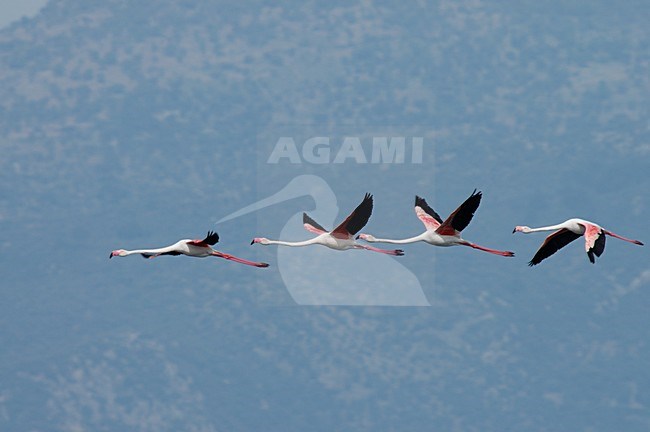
[355,233,376,242]
[512,226,531,234]
[250,237,270,245]
[109,249,127,258]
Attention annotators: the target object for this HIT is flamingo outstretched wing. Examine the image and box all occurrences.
[303,213,328,235]
[414,195,442,231]
[436,190,481,236]
[529,228,581,266]
[331,193,373,238]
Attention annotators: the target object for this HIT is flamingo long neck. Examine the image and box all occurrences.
[265,238,320,247]
[526,223,567,233]
[370,233,427,244]
[122,249,157,256]
[123,245,178,256]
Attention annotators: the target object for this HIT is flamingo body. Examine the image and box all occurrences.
[513,218,643,265]
[110,231,269,267]
[357,190,515,257]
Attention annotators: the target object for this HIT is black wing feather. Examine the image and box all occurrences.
[202,231,220,245]
[345,193,373,235]
[415,195,443,224]
[529,229,581,266]
[450,189,481,232]
[333,193,373,236]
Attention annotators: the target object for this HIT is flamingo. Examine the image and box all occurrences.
[110,231,269,267]
[217,175,428,306]
[251,193,404,256]
[356,190,515,257]
[513,218,643,265]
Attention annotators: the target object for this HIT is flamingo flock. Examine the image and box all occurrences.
[110,190,643,268]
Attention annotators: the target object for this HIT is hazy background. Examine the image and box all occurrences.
[0,0,48,28]
[1,1,649,430]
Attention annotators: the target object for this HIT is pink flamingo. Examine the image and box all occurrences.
[110,231,269,267]
[513,218,643,265]
[357,190,515,257]
[251,193,404,256]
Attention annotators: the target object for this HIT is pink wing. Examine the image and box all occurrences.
[303,213,327,235]
[414,196,442,231]
[583,222,606,263]
[415,207,441,231]
[583,223,601,251]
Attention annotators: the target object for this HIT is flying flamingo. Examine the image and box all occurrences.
[513,218,643,265]
[110,231,269,267]
[356,190,515,257]
[251,193,404,256]
[217,175,428,306]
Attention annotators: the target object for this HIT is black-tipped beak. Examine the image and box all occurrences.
[512,228,516,234]
[109,253,113,259]
[355,235,360,240]
[250,240,255,245]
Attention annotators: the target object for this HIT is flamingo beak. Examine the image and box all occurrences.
[109,252,113,259]
[250,239,255,245]
[512,228,516,234]
[355,235,360,239]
